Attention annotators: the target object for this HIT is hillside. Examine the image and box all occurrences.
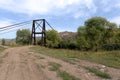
[59,31,77,40]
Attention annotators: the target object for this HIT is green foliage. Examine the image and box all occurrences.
[115,29,120,43]
[48,62,62,71]
[85,17,108,30]
[46,30,61,48]
[77,26,89,50]
[58,71,80,80]
[0,46,6,52]
[48,61,80,80]
[1,38,5,45]
[85,17,109,50]
[77,36,89,50]
[108,22,117,29]
[43,16,119,51]
[9,42,18,47]
[77,16,119,51]
[16,29,31,45]
[101,43,120,50]
[68,40,77,49]
[85,67,111,79]
[59,37,77,49]
[59,40,68,49]
[77,26,86,36]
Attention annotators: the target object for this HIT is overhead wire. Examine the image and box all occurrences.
[0,20,32,32]
[0,25,31,34]
[0,20,32,30]
[0,19,55,34]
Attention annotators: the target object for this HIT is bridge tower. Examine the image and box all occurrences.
[31,19,46,46]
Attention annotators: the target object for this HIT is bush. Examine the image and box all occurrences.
[59,40,78,49]
[16,29,31,45]
[102,43,120,50]
[9,42,18,47]
[1,38,6,45]
[67,41,77,49]
[46,30,61,48]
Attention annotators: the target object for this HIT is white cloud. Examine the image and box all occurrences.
[99,0,120,12]
[0,0,96,18]
[0,19,14,34]
[110,16,120,25]
[115,3,120,8]
[0,19,13,28]
[84,0,96,10]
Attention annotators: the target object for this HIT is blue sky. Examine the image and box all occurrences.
[0,0,120,38]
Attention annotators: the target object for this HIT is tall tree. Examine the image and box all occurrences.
[85,17,109,30]
[16,29,31,45]
[77,17,118,51]
[46,30,61,48]
[77,26,89,50]
[2,38,5,45]
[84,17,109,50]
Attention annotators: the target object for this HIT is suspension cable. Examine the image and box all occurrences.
[0,20,32,30]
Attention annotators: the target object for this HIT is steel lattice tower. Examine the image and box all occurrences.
[31,19,46,46]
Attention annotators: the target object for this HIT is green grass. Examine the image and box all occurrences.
[85,67,111,79]
[0,46,6,64]
[48,62,80,80]
[58,71,80,80]
[31,46,120,69]
[0,46,6,52]
[48,62,62,71]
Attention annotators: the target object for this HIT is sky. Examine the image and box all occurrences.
[0,0,120,38]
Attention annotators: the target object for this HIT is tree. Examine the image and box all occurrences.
[108,22,117,30]
[85,17,108,48]
[77,36,89,50]
[85,17,109,31]
[2,38,5,45]
[105,22,117,43]
[46,30,61,48]
[16,29,31,45]
[77,17,118,51]
[77,26,90,50]
[115,29,120,43]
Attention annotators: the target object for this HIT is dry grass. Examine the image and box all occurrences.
[31,46,120,69]
[85,67,111,79]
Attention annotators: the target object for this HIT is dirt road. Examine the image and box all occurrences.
[0,46,119,80]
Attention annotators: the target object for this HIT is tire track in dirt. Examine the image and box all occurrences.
[0,48,24,80]
[27,53,62,80]
[30,48,120,80]
[0,46,62,80]
[0,46,119,80]
[76,59,120,80]
[29,52,101,80]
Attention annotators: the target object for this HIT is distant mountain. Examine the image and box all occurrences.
[59,31,77,40]
[0,31,77,45]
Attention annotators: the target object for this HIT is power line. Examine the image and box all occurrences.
[0,20,32,30]
[0,26,30,34]
[0,22,31,32]
[0,20,32,32]
[0,19,55,35]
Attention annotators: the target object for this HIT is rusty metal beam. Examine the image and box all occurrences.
[31,19,46,46]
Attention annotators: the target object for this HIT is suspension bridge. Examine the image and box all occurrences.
[0,19,54,46]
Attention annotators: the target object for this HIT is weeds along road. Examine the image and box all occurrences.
[0,46,119,80]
